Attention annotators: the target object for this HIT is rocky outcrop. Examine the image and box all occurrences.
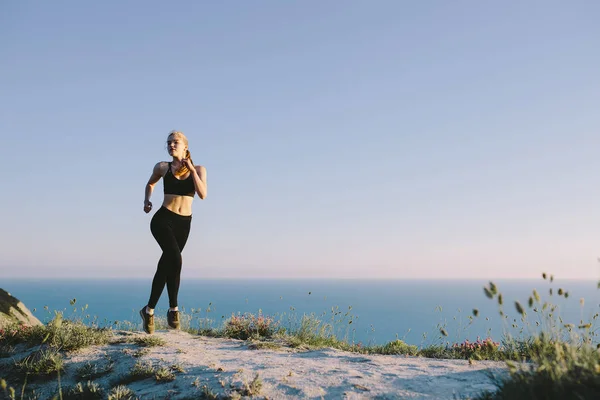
[0,288,43,329]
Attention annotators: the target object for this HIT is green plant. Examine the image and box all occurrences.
[14,348,64,378]
[62,380,104,399]
[371,339,419,356]
[107,385,137,400]
[115,361,155,385]
[75,359,114,380]
[154,367,175,382]
[470,274,600,399]
[131,335,166,347]
[223,311,279,340]
[2,312,112,353]
[170,364,186,373]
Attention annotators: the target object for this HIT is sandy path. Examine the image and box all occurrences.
[2,329,507,399]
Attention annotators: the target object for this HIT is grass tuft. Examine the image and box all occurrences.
[1,312,112,353]
[61,380,104,400]
[114,361,155,386]
[107,385,137,400]
[75,358,114,380]
[154,367,175,382]
[14,348,64,378]
[130,335,166,347]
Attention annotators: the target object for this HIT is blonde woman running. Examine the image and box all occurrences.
[139,130,207,334]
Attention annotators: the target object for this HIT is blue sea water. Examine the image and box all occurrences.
[3,278,599,346]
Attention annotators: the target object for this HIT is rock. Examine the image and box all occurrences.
[0,288,43,329]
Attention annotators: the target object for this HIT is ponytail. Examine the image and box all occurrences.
[175,149,194,177]
[185,149,194,165]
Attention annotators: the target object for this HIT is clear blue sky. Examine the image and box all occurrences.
[1,1,599,280]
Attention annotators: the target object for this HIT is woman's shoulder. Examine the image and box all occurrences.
[153,161,170,175]
[194,164,206,174]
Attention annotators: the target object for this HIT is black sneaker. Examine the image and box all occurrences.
[167,310,180,330]
[139,307,155,334]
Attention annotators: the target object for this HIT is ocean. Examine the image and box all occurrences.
[3,278,599,346]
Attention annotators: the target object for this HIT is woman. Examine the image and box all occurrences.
[139,130,207,334]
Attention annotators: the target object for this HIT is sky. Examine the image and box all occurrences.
[1,1,599,280]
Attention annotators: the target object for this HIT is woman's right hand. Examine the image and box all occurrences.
[144,200,153,213]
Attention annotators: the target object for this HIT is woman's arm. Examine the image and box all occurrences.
[191,165,207,199]
[144,162,165,212]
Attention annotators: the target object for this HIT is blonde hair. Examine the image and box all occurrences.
[167,130,194,177]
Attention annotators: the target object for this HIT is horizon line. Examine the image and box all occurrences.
[2,276,597,282]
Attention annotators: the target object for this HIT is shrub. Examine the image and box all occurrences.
[223,311,279,340]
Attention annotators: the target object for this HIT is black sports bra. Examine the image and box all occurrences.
[163,162,195,197]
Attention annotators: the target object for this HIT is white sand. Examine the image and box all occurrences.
[1,329,508,399]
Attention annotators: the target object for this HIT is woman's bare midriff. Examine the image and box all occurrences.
[163,194,194,216]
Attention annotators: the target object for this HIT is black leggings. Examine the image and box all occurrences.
[147,206,192,309]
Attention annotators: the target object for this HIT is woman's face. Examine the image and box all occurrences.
[167,134,187,159]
